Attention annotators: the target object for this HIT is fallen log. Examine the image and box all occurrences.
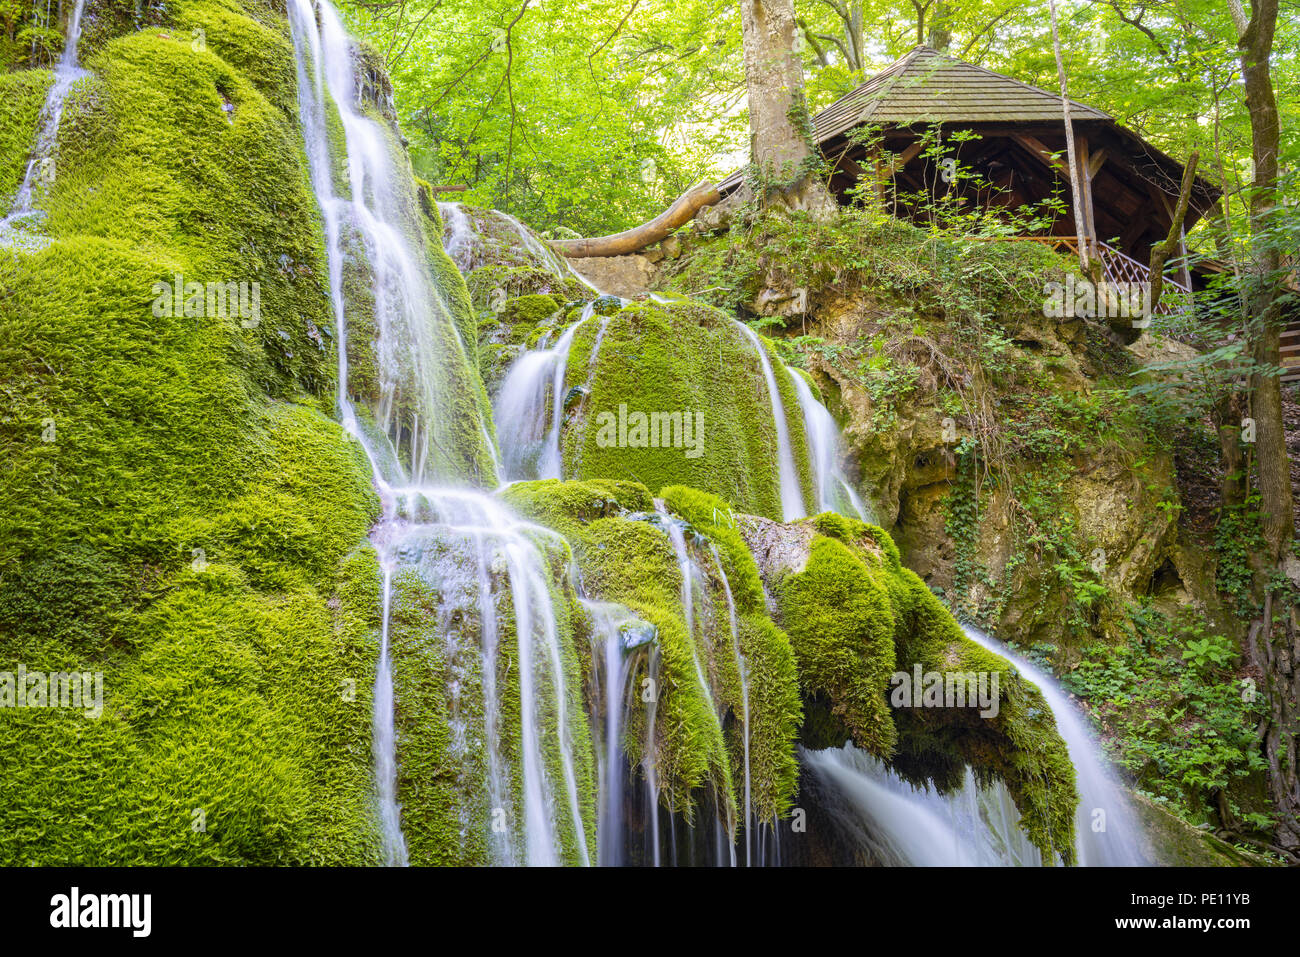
[548,178,720,258]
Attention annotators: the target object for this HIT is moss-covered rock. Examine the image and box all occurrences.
[0,0,385,864]
[738,509,1079,862]
[503,479,803,827]
[545,299,814,521]
[0,68,53,208]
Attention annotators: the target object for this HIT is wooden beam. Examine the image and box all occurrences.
[1010,133,1069,178]
[1075,134,1098,248]
[882,141,924,177]
[1087,148,1108,178]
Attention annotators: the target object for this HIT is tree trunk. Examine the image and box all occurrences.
[927,0,952,52]
[1234,0,1299,852]
[739,0,837,218]
[1048,0,1090,273]
[1238,0,1292,560]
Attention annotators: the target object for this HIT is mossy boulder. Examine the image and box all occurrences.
[739,509,1079,862]
[546,299,815,521]
[0,0,387,864]
[503,479,802,827]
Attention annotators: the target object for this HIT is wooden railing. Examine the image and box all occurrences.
[970,235,1194,317]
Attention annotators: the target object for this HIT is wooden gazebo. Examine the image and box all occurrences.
[718,45,1221,300]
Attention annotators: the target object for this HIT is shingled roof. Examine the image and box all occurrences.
[718,45,1113,193]
[819,45,1110,133]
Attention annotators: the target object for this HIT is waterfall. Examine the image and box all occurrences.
[655,503,718,715]
[494,311,591,481]
[800,627,1149,867]
[437,200,476,272]
[960,624,1148,866]
[583,600,654,866]
[801,744,1043,866]
[643,643,662,867]
[288,0,1143,867]
[371,562,406,865]
[709,545,752,865]
[290,0,488,487]
[1,0,89,238]
[787,368,874,522]
[731,321,806,522]
[289,0,591,866]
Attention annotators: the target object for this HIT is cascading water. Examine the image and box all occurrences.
[583,600,657,866]
[800,627,1149,866]
[655,504,719,718]
[731,321,806,522]
[787,368,873,522]
[1,0,89,240]
[290,0,591,866]
[494,310,592,481]
[291,0,489,486]
[290,6,1145,865]
[961,624,1148,866]
[801,744,1043,866]
[709,544,752,865]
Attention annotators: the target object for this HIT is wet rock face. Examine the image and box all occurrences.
[746,281,1187,657]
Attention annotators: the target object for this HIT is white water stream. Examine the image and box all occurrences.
[290,0,590,866]
[802,743,1043,866]
[788,368,873,522]
[731,321,806,522]
[1,0,89,239]
[290,3,1147,866]
[961,624,1148,866]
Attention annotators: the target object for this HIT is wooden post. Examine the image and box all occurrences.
[1076,134,1098,253]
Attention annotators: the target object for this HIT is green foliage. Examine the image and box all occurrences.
[339,0,743,236]
[1062,605,1269,828]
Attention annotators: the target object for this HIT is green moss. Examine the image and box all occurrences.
[0,68,52,208]
[775,533,898,756]
[0,0,384,865]
[660,485,801,820]
[887,569,1079,863]
[504,294,564,341]
[503,480,735,821]
[557,301,815,520]
[47,27,334,398]
[795,512,1078,861]
[174,0,299,120]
